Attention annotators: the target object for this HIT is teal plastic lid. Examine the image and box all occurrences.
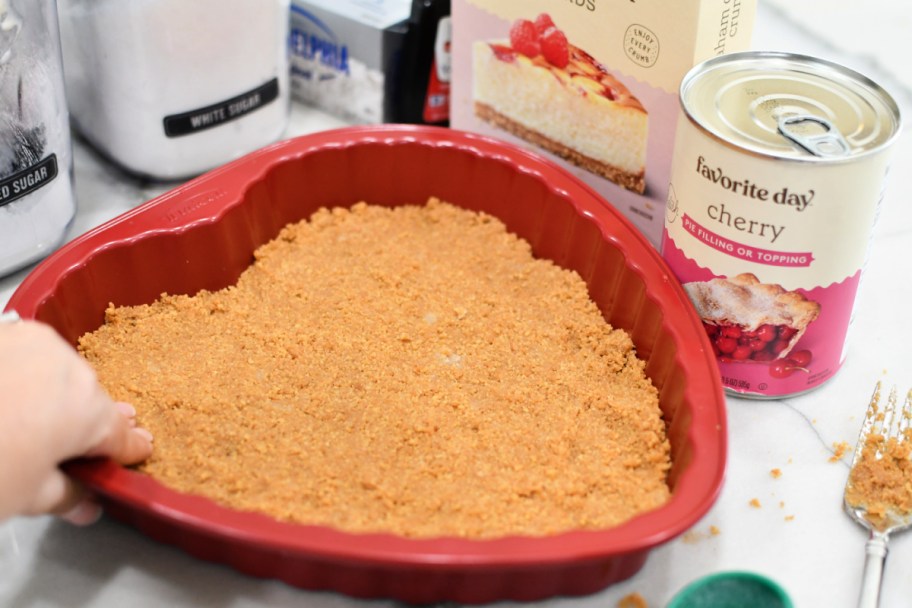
[667,571,793,608]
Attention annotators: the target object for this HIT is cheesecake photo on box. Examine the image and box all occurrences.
[453,0,757,248]
[472,13,648,194]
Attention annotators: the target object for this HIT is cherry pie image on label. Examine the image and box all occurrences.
[685,273,819,362]
[663,52,902,398]
[684,274,821,390]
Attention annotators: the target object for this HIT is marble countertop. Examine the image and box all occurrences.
[3,3,912,607]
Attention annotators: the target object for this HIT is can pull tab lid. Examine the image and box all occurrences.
[777,114,851,158]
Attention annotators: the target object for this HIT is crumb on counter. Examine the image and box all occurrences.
[78,198,671,539]
[682,525,720,543]
[830,441,851,462]
[618,592,648,608]
[749,498,762,508]
[770,468,782,478]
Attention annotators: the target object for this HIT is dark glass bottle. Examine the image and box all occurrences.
[386,0,451,126]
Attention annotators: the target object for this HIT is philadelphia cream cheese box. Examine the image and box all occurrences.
[451,0,757,247]
[290,0,452,125]
[290,0,411,123]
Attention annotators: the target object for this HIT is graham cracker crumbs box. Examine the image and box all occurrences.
[451,0,756,248]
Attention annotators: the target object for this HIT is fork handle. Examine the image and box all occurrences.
[858,533,889,608]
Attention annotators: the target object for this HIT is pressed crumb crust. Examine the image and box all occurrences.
[78,199,671,538]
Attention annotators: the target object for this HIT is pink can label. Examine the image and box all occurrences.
[663,235,859,395]
[664,133,892,398]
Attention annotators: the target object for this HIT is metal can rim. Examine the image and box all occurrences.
[679,50,903,165]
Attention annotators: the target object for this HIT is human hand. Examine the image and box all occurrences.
[0,319,153,525]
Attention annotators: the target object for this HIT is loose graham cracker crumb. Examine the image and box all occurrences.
[830,441,851,462]
[78,199,671,539]
[681,525,720,544]
[770,468,782,478]
[749,498,762,508]
[618,592,649,608]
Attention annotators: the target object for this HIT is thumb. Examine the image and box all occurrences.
[81,401,154,466]
[87,410,154,466]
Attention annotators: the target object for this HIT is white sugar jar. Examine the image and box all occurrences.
[57,0,291,181]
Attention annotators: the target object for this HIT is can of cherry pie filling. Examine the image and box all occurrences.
[662,51,902,399]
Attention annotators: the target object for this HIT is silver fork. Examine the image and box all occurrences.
[843,382,912,608]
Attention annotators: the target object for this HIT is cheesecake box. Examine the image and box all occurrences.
[451,0,756,248]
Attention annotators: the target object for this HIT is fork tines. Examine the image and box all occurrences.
[854,382,912,462]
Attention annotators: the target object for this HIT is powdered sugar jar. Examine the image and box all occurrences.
[0,0,76,277]
[57,0,291,181]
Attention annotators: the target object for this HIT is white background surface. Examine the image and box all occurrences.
[3,2,912,606]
